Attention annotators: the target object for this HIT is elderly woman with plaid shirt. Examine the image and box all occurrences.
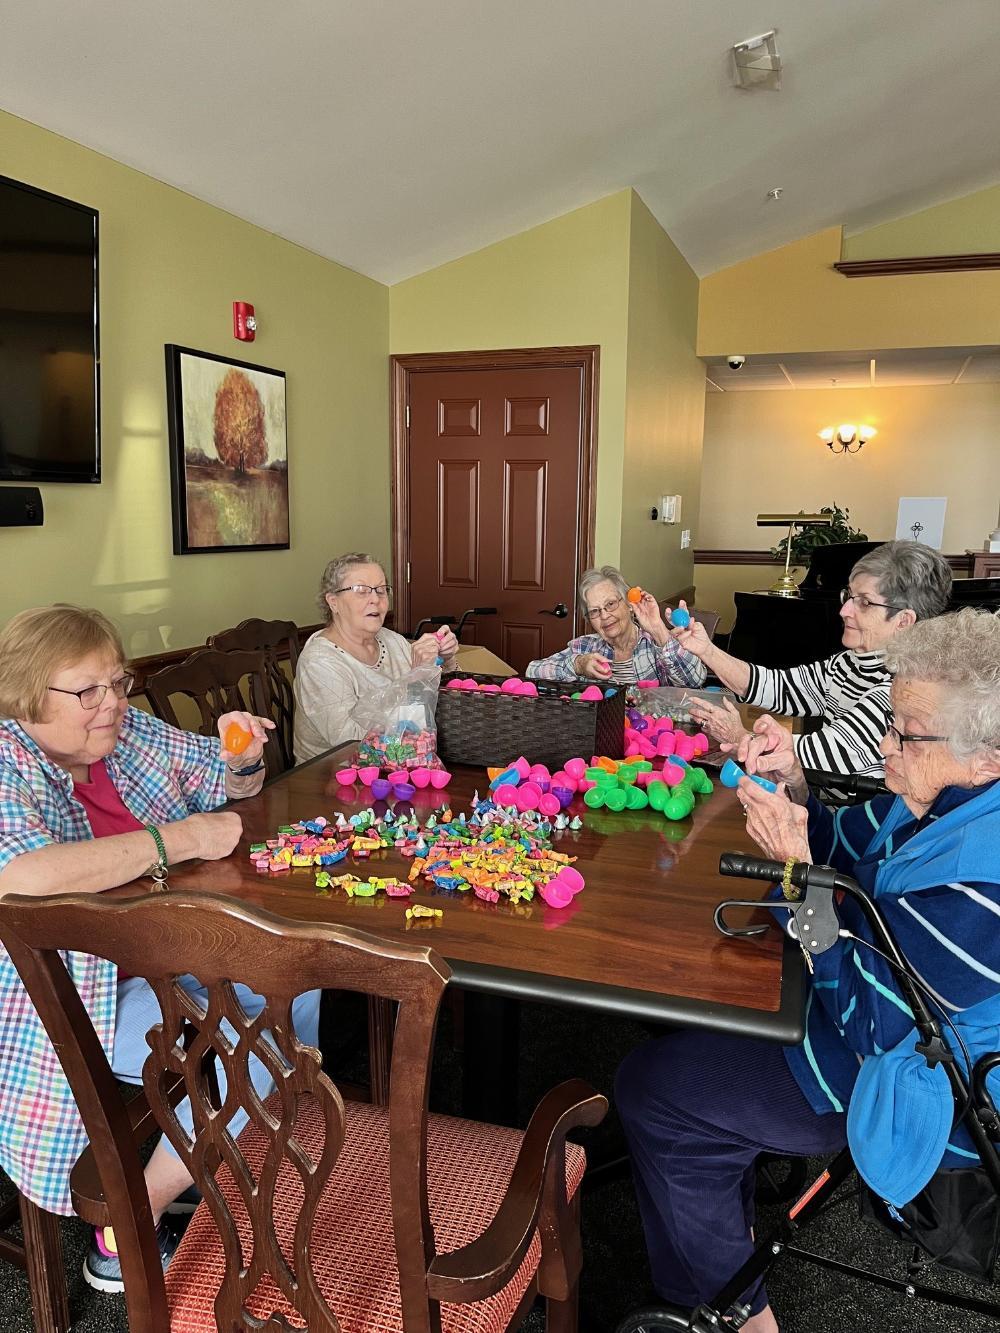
[0,604,320,1294]
[526,565,706,687]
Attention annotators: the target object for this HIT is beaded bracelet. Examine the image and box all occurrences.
[781,856,800,901]
[144,824,169,891]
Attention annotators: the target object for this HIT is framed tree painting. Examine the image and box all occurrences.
[165,345,289,554]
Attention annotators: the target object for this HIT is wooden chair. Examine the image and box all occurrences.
[0,890,606,1332]
[0,1191,70,1332]
[207,619,299,774]
[144,647,284,779]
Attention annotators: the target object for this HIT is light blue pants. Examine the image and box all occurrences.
[112,974,321,1161]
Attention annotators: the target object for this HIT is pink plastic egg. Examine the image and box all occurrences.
[579,685,604,702]
[693,732,709,751]
[357,766,380,786]
[519,681,539,697]
[387,770,409,786]
[445,679,464,690]
[538,793,561,817]
[410,767,431,789]
[550,770,577,792]
[500,678,522,694]
[558,866,585,895]
[655,732,676,757]
[514,786,539,812]
[335,766,358,785]
[564,758,587,781]
[493,784,520,807]
[625,741,641,758]
[479,683,502,693]
[513,756,531,779]
[661,762,685,787]
[429,769,452,789]
[539,881,573,909]
[518,782,543,805]
[529,764,551,783]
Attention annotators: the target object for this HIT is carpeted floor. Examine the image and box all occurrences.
[2,999,999,1331]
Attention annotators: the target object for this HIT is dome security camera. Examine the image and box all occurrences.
[727,355,746,370]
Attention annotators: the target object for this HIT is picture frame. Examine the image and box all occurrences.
[165,344,289,555]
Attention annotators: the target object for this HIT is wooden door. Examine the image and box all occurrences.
[393,350,597,674]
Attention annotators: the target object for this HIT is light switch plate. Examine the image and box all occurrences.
[680,529,691,549]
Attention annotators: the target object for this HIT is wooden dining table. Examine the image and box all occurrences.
[166,745,805,1099]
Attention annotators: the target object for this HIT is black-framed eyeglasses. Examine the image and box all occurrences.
[839,587,905,613]
[48,673,135,710]
[586,596,625,621]
[333,583,392,598]
[885,715,948,750]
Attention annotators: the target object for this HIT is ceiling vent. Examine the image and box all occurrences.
[732,30,782,91]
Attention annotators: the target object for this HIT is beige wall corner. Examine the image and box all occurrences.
[620,192,704,602]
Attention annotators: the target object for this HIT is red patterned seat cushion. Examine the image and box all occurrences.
[165,1097,587,1331]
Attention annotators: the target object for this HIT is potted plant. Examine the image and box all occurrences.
[770,503,868,566]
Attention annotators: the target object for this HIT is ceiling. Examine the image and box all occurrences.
[3,1,1000,284]
[704,347,1000,392]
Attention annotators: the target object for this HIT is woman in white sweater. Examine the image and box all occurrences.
[293,553,458,764]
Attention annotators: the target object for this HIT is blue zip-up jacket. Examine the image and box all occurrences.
[782,778,1000,1180]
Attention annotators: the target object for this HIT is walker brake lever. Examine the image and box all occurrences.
[713,898,776,939]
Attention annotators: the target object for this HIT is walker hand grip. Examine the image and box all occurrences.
[719,852,811,892]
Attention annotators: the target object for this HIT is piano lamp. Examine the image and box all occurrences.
[756,511,833,598]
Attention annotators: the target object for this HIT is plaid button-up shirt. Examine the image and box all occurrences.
[526,630,706,687]
[0,707,226,1214]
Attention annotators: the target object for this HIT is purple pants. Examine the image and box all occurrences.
[615,1028,847,1316]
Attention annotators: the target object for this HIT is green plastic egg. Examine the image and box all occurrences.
[604,788,628,811]
[647,781,668,811]
[584,786,607,808]
[625,785,649,809]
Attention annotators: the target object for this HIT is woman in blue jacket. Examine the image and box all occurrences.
[616,607,1000,1333]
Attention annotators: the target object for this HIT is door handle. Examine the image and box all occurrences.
[540,603,569,619]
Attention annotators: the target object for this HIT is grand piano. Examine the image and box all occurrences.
[727,542,1000,669]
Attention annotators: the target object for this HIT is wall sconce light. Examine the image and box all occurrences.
[818,423,877,455]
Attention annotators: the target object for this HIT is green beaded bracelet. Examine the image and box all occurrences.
[144,824,169,890]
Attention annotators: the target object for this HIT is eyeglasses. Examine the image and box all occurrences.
[586,597,625,621]
[839,587,904,613]
[333,584,392,598]
[48,673,135,710]
[885,716,948,750]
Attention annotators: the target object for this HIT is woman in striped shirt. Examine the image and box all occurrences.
[616,607,1000,1331]
[675,540,952,779]
[526,565,706,687]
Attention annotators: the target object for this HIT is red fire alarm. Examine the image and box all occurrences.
[233,301,256,341]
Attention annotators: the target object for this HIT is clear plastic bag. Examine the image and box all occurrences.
[628,684,738,724]
[350,663,443,769]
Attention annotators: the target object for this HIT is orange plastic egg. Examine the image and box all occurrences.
[627,586,643,604]
[224,721,252,755]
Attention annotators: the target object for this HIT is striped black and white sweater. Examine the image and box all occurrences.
[743,650,890,778]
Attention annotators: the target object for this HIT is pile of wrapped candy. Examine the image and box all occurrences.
[356,726,440,770]
[248,798,586,910]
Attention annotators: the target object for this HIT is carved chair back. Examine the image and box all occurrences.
[0,891,451,1332]
[144,648,281,777]
[207,619,298,773]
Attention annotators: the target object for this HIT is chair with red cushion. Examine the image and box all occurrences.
[0,890,606,1332]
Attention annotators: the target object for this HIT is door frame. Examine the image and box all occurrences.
[390,345,600,636]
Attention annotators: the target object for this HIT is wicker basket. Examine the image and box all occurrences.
[435,673,625,770]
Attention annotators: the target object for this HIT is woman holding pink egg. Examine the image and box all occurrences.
[526,566,705,688]
[293,553,460,764]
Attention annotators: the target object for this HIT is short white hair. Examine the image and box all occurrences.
[884,608,1000,759]
[578,566,630,615]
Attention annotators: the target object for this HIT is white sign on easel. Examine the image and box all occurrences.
[896,497,947,549]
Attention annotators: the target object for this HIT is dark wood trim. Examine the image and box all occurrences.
[390,346,600,637]
[694,548,974,574]
[128,622,324,695]
[834,252,1000,278]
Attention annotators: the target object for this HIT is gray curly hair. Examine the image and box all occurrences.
[850,541,952,622]
[577,565,631,616]
[884,608,1000,759]
[316,552,384,624]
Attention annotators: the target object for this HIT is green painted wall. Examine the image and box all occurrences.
[621,194,704,600]
[843,183,1000,260]
[389,192,632,566]
[0,110,389,657]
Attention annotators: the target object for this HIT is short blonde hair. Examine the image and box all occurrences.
[0,604,126,722]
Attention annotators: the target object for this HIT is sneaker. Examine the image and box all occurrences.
[83,1217,181,1294]
[165,1184,202,1215]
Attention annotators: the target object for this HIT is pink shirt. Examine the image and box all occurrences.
[73,759,147,838]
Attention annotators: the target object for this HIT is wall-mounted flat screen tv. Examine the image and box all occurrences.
[0,174,100,482]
